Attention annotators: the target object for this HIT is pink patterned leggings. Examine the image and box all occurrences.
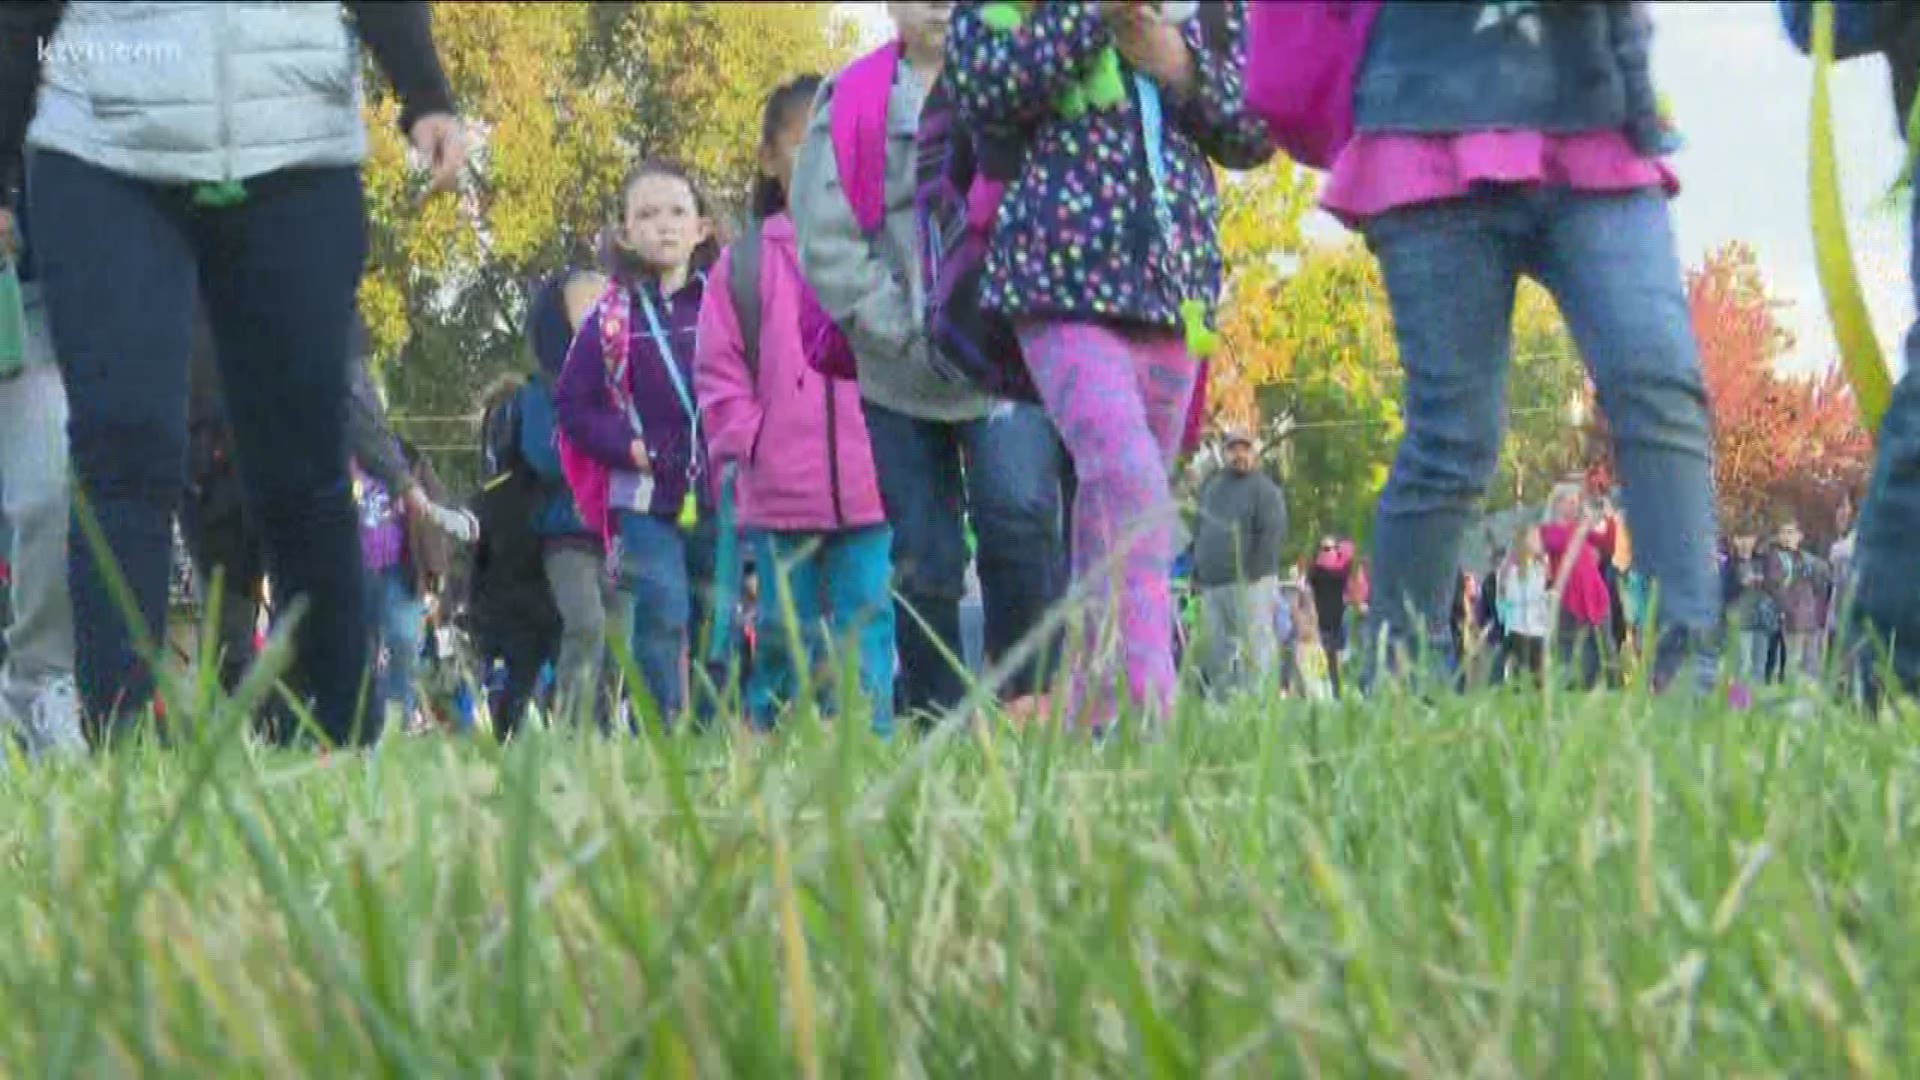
[1017,321,1198,730]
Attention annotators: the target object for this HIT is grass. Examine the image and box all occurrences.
[4,662,1919,1078]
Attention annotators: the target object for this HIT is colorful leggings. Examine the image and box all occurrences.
[1017,321,1197,730]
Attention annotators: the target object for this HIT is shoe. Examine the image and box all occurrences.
[25,677,89,761]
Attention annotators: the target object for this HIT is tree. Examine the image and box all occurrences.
[360,2,856,483]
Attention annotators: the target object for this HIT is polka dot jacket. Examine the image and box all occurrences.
[944,0,1273,332]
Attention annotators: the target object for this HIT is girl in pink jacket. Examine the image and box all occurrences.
[696,76,896,738]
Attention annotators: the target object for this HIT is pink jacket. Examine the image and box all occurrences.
[696,214,886,534]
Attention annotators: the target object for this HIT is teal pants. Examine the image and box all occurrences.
[749,526,896,737]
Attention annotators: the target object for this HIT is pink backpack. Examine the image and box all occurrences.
[555,282,635,546]
[804,42,901,382]
[1246,1,1383,169]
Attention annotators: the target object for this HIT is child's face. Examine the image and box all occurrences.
[1777,523,1802,550]
[759,104,814,205]
[888,1,954,57]
[620,174,712,278]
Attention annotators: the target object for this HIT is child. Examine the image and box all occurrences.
[1540,484,1617,689]
[1326,2,1721,694]
[793,1,1071,727]
[1288,584,1332,702]
[946,0,1273,732]
[556,162,720,727]
[1498,526,1552,685]
[0,189,85,758]
[697,76,898,737]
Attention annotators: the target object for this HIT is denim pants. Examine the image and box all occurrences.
[1851,191,1920,694]
[366,565,425,725]
[0,290,73,725]
[1360,188,1721,687]
[611,511,717,726]
[864,400,1067,717]
[544,542,617,725]
[30,152,371,744]
[748,526,896,736]
[1199,577,1283,696]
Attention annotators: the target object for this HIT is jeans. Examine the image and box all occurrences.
[30,152,372,744]
[1851,193,1920,695]
[1360,188,1721,689]
[544,542,616,725]
[864,400,1067,717]
[366,566,425,726]
[748,527,896,737]
[611,511,717,726]
[475,623,552,739]
[1199,578,1283,696]
[0,300,73,724]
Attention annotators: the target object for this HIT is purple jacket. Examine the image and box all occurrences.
[554,274,712,521]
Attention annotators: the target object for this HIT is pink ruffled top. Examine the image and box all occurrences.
[1320,130,1678,222]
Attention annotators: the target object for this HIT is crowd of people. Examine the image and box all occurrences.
[2,0,1920,759]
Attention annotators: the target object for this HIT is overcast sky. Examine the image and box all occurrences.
[838,1,1914,377]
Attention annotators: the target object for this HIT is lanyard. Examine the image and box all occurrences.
[1133,74,1200,308]
[636,284,700,433]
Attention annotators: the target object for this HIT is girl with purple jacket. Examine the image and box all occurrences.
[555,162,720,727]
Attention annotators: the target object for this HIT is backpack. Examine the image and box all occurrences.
[555,283,634,544]
[735,214,856,385]
[1246,0,1383,169]
[804,43,902,382]
[470,385,560,632]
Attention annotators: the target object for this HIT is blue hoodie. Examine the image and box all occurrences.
[520,271,594,543]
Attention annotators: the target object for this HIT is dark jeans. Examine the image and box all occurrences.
[864,401,1067,717]
[1851,191,1920,697]
[476,624,554,740]
[30,152,373,745]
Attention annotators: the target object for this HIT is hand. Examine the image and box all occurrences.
[630,440,652,472]
[1114,11,1197,99]
[408,112,467,198]
[1096,0,1152,23]
[429,503,479,544]
[404,484,433,518]
[0,207,14,260]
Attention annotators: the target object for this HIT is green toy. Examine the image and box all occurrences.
[190,181,248,209]
[981,2,1127,120]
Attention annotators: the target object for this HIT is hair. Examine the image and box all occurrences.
[751,74,824,221]
[604,158,721,277]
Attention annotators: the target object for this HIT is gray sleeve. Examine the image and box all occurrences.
[345,351,413,495]
[790,77,919,368]
[1261,482,1289,565]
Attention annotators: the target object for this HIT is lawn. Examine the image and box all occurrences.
[0,667,1913,1077]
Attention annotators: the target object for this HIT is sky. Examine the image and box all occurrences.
[837,1,1914,377]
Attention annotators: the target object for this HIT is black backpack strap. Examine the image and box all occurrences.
[732,217,765,384]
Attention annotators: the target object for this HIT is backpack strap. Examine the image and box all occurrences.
[829,42,901,236]
[731,217,765,384]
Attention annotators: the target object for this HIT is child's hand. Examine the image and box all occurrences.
[630,440,652,472]
[1096,0,1153,25]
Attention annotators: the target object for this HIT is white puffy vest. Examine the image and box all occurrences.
[27,1,368,184]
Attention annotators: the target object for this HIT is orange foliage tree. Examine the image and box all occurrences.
[1582,242,1871,544]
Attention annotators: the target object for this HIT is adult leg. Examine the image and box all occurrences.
[183,168,373,745]
[544,543,610,727]
[615,512,691,725]
[1531,189,1721,690]
[0,354,84,756]
[1017,323,1194,729]
[863,403,969,719]
[1246,577,1284,686]
[821,525,898,737]
[1852,370,1920,697]
[962,402,1068,700]
[29,152,199,734]
[1361,196,1524,683]
[1197,584,1244,695]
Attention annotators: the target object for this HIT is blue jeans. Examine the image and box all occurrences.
[864,401,1067,716]
[366,566,425,725]
[30,152,371,743]
[1850,194,1920,696]
[1360,188,1720,687]
[748,527,896,737]
[612,511,718,726]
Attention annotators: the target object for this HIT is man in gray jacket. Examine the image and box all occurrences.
[793,4,1068,723]
[1191,431,1288,696]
